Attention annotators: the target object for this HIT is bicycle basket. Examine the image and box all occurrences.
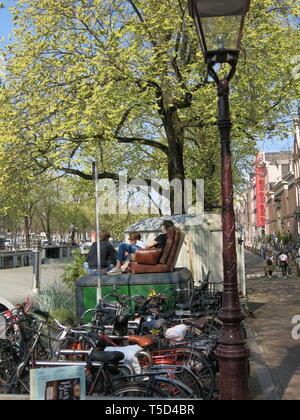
[93,301,123,325]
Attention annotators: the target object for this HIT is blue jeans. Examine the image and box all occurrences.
[83,262,115,275]
[117,243,141,263]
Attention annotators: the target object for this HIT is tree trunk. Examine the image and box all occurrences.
[46,217,51,243]
[24,216,31,248]
[163,110,186,215]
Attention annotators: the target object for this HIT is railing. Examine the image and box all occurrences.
[0,246,79,269]
[0,250,33,269]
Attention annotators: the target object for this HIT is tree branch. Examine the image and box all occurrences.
[115,136,169,154]
[128,0,145,23]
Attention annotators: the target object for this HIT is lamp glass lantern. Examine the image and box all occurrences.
[188,0,250,64]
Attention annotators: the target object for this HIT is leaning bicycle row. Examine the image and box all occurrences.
[0,284,226,399]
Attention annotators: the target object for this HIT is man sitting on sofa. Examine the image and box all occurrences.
[107,220,174,275]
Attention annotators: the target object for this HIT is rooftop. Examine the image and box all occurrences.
[264,151,293,165]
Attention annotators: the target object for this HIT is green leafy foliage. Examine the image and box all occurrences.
[61,250,87,289]
[0,0,298,218]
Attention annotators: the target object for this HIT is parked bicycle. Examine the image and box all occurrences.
[77,290,217,400]
[1,309,197,399]
[1,274,229,399]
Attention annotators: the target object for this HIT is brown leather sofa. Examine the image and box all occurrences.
[130,227,182,274]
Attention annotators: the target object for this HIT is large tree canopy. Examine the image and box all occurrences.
[0,0,299,215]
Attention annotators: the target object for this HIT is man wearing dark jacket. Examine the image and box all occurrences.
[85,232,116,274]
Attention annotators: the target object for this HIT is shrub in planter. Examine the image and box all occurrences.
[33,281,76,325]
[61,250,87,289]
[50,308,76,326]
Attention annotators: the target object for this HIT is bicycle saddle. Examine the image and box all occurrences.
[128,335,154,347]
[90,350,124,364]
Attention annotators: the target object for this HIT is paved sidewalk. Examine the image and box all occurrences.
[0,263,66,305]
[245,250,300,400]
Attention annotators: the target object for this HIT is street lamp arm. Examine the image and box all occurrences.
[208,59,238,86]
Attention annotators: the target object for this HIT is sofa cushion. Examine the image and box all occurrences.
[135,248,162,265]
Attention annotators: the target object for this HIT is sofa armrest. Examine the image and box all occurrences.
[135,248,162,265]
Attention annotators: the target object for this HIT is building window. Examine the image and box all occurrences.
[282,164,290,178]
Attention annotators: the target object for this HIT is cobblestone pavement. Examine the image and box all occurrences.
[245,250,300,400]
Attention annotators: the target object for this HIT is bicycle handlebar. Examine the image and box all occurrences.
[32,308,50,320]
[31,308,70,331]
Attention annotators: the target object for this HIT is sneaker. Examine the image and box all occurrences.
[121,264,129,273]
[107,267,122,275]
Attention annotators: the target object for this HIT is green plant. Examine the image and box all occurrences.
[50,308,76,326]
[61,250,87,288]
[265,235,272,244]
[33,281,76,324]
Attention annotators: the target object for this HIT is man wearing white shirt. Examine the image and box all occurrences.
[278,251,289,277]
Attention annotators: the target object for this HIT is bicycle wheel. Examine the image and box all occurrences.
[0,344,18,384]
[112,382,166,398]
[153,376,196,399]
[176,347,215,400]
[7,363,30,395]
[202,317,223,338]
[149,365,203,399]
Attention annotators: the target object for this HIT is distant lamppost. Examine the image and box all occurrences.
[188,0,251,400]
[69,224,78,245]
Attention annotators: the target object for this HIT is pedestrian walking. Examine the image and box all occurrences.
[278,250,289,278]
[265,252,275,279]
[286,242,293,261]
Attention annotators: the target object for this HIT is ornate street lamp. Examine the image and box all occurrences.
[188,0,251,400]
[188,0,250,78]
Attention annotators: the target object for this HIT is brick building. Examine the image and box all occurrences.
[236,111,300,246]
[237,150,295,246]
[293,115,300,242]
[264,151,295,237]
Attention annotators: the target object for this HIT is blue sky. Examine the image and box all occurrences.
[0,1,13,43]
[258,133,295,154]
[0,1,296,155]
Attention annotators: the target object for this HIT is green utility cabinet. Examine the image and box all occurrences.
[76,268,193,319]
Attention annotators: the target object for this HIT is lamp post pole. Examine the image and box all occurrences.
[92,161,102,302]
[187,0,251,400]
[214,78,249,400]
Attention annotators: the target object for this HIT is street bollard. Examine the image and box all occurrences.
[32,249,41,294]
[0,314,5,339]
